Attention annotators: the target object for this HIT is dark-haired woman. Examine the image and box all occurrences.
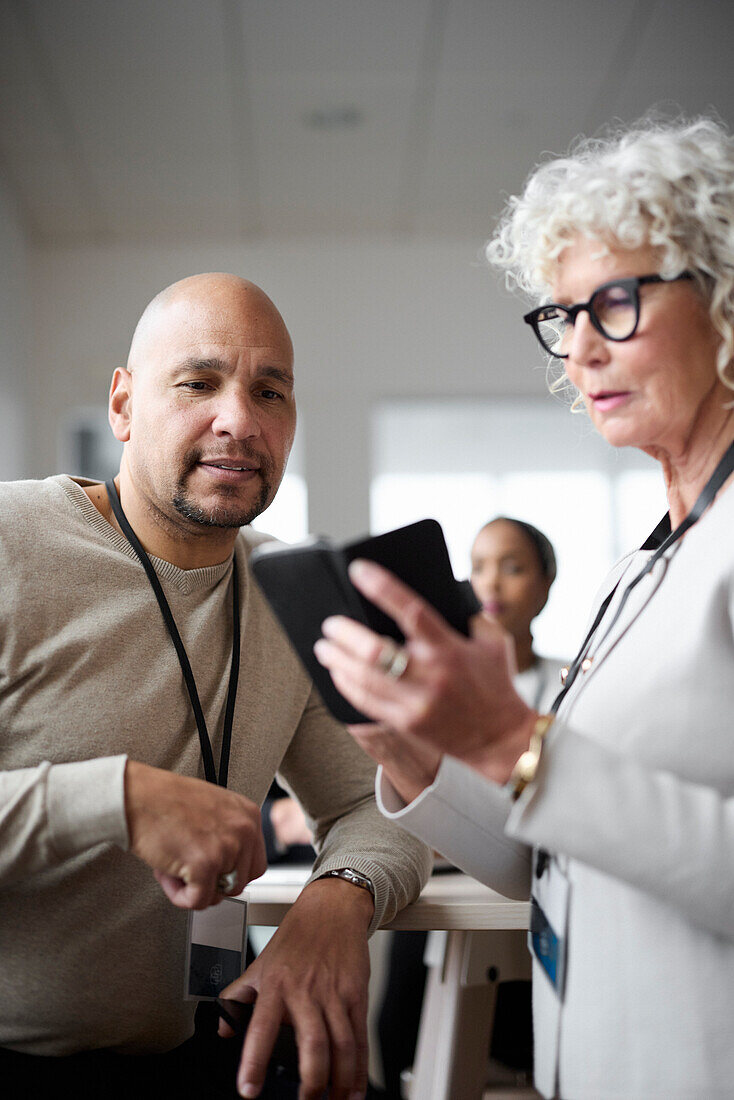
[470,517,565,713]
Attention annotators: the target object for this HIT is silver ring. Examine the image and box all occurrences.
[376,640,409,680]
[376,639,397,672]
[217,870,239,894]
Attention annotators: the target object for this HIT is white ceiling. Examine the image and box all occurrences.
[1,0,733,246]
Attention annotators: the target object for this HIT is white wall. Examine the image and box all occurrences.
[0,178,30,481]
[29,236,548,537]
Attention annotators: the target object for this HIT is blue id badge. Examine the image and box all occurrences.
[184,897,247,1001]
[529,859,569,1000]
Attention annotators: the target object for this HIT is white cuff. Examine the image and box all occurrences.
[375,764,440,817]
[377,758,532,900]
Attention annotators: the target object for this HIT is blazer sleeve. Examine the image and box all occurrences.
[376,756,532,900]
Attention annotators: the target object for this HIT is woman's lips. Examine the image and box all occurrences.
[589,391,631,411]
[482,600,505,616]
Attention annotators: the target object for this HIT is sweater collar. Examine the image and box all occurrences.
[59,476,235,595]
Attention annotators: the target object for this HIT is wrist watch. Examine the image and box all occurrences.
[319,867,375,897]
[508,714,555,801]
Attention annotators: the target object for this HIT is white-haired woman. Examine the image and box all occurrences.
[315,117,734,1099]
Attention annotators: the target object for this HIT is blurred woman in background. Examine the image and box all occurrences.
[470,517,564,713]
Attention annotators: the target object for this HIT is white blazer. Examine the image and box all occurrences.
[378,484,734,1099]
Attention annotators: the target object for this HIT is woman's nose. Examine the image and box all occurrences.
[566,311,608,367]
[485,566,501,593]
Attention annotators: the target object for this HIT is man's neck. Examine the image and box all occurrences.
[83,476,238,570]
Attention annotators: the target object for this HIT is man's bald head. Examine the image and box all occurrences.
[127,273,293,373]
[109,271,296,550]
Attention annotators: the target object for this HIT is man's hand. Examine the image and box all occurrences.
[124,761,267,909]
[218,876,373,1099]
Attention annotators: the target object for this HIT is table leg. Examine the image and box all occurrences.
[408,928,531,1100]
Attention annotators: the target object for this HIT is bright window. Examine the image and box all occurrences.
[370,400,666,658]
[251,473,308,544]
[251,426,308,543]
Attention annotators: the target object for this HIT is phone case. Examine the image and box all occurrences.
[250,518,479,723]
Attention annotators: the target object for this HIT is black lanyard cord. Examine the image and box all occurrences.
[535,438,734,881]
[105,479,239,787]
[551,438,734,716]
[219,566,240,789]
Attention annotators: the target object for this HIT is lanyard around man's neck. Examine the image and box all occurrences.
[105,479,240,787]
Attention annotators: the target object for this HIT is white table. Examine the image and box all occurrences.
[244,867,531,1100]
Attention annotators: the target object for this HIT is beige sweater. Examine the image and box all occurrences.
[0,476,431,1055]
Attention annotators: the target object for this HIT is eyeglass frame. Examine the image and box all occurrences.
[523,271,695,359]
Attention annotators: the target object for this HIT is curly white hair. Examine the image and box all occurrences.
[486,115,734,390]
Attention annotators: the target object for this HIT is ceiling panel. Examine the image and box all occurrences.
[250,73,417,233]
[605,0,734,124]
[414,0,644,237]
[414,0,734,238]
[239,0,432,233]
[11,0,250,240]
[0,1,102,239]
[240,0,433,75]
[1,0,733,245]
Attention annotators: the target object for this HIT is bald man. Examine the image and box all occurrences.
[0,274,431,1100]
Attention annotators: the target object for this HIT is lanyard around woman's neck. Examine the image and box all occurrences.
[551,437,734,716]
[105,479,240,787]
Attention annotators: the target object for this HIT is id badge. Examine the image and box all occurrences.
[184,897,248,1001]
[529,858,570,1000]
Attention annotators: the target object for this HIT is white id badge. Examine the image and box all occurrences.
[184,897,248,1001]
[529,858,570,1001]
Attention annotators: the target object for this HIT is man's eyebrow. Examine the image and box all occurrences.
[176,357,232,373]
[258,366,294,387]
[174,358,294,385]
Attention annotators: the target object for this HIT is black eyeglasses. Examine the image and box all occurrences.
[523,271,695,359]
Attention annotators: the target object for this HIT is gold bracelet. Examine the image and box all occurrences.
[509,714,555,802]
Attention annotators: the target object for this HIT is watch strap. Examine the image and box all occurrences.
[509,714,555,801]
[319,867,375,897]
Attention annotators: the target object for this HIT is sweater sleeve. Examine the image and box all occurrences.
[507,721,734,940]
[376,756,532,901]
[0,756,129,886]
[276,688,433,933]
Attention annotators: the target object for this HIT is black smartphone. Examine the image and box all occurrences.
[215,997,300,1079]
[250,518,480,723]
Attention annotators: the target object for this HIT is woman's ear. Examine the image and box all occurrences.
[109,368,133,442]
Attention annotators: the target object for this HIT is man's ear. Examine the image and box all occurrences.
[109,368,133,442]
